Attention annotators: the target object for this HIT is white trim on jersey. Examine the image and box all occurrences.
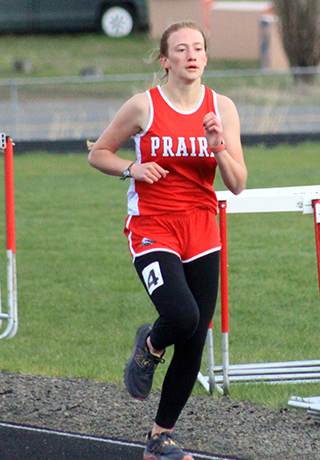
[135,90,154,138]
[157,85,206,115]
[128,90,156,216]
[127,180,139,215]
[211,89,221,122]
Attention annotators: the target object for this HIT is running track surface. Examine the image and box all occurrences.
[0,422,247,460]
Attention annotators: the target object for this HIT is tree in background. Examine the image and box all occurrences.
[273,0,320,83]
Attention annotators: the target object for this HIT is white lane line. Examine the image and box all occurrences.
[0,422,243,460]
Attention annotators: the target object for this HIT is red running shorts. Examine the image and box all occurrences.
[124,207,221,263]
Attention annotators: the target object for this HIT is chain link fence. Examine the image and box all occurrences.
[1,67,320,142]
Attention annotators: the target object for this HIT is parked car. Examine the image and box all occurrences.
[0,0,149,37]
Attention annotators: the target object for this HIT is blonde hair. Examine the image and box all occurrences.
[86,140,95,150]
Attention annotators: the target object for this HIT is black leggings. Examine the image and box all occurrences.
[134,250,220,429]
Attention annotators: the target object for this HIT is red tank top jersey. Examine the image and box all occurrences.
[127,85,220,216]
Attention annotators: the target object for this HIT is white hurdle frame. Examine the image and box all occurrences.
[198,185,320,395]
[0,134,18,338]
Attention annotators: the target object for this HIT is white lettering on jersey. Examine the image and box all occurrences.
[198,137,210,157]
[151,137,160,156]
[176,137,188,157]
[189,137,197,156]
[150,136,213,157]
[162,137,174,156]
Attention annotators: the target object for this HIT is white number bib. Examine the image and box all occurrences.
[142,261,164,295]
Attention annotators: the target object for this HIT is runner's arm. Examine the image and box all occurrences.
[203,95,247,195]
[88,94,169,184]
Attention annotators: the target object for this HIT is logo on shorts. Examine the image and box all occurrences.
[140,237,156,247]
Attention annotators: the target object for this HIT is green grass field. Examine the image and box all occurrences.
[0,3,319,414]
[0,142,319,410]
[0,31,259,80]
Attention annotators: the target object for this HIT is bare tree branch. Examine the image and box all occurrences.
[273,0,320,82]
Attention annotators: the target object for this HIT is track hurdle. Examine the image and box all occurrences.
[288,396,320,421]
[0,134,18,338]
[198,185,320,395]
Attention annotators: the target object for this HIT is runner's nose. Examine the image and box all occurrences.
[187,47,196,60]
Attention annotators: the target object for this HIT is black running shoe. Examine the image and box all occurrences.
[124,323,165,399]
[143,431,194,460]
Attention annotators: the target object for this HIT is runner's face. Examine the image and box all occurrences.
[161,28,207,81]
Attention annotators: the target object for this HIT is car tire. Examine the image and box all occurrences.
[101,6,134,37]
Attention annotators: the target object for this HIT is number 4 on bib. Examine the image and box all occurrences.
[142,261,164,295]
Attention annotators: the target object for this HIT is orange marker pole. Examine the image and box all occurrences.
[219,200,229,394]
[0,135,18,338]
[5,137,16,254]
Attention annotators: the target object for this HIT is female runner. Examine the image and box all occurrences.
[88,21,247,460]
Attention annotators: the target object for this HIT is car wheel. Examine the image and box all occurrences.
[101,6,134,37]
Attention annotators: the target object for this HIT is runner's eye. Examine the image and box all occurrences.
[176,47,186,52]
